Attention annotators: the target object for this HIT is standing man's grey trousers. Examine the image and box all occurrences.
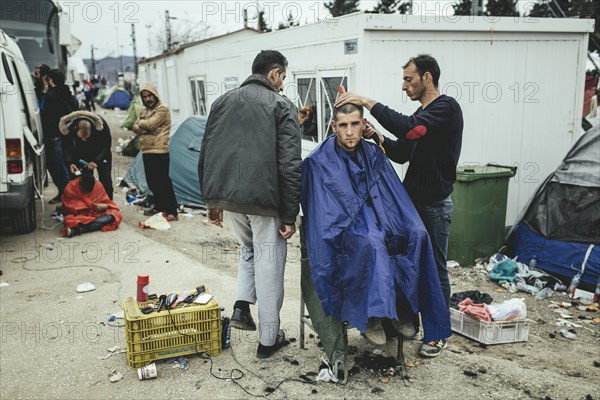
[226,211,287,346]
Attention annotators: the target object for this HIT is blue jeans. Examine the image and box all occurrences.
[73,214,115,236]
[414,196,453,308]
[46,138,70,194]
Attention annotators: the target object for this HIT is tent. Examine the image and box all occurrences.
[122,116,206,208]
[122,94,142,129]
[510,125,600,286]
[94,87,112,105]
[102,87,132,110]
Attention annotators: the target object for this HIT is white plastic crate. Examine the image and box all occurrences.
[450,308,530,345]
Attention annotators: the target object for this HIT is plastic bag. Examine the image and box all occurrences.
[487,298,527,321]
[139,213,171,231]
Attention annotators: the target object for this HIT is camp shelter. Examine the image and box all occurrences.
[102,87,132,110]
[122,115,206,208]
[511,124,600,286]
[122,94,142,129]
[94,87,112,105]
[138,13,594,226]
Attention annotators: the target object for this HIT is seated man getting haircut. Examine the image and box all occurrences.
[301,103,451,349]
[62,173,122,238]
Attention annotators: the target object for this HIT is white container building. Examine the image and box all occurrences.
[138,12,595,224]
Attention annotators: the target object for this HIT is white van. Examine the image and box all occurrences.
[0,29,45,233]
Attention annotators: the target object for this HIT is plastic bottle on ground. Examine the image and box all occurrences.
[535,287,553,300]
[516,281,539,296]
[529,256,538,269]
[567,273,582,298]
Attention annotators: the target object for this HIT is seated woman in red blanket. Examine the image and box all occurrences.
[62,173,122,238]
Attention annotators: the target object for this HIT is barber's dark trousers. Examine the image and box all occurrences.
[46,138,70,195]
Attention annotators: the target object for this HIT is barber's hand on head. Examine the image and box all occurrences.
[87,162,98,170]
[279,224,296,240]
[363,119,384,144]
[69,164,78,174]
[207,208,223,228]
[335,92,377,110]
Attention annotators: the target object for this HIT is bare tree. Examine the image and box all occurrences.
[150,15,210,53]
[372,0,400,13]
[324,0,360,17]
[453,0,474,15]
[258,10,272,32]
[277,12,299,30]
[485,0,519,17]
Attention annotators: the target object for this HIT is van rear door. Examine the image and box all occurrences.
[0,49,29,192]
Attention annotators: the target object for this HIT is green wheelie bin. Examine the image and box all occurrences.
[447,164,517,266]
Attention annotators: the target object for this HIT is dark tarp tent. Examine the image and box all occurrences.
[102,88,132,110]
[122,116,206,208]
[510,125,600,286]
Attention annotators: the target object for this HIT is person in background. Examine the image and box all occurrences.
[336,54,463,357]
[299,104,318,141]
[59,111,113,199]
[33,64,50,109]
[82,79,96,111]
[41,69,78,204]
[133,83,179,221]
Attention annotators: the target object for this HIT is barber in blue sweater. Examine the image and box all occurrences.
[336,54,463,358]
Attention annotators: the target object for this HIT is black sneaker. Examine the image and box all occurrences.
[230,308,257,331]
[66,227,81,238]
[419,339,448,358]
[256,329,288,359]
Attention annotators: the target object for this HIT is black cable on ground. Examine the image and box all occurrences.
[164,307,312,397]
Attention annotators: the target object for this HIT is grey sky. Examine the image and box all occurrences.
[64,1,536,60]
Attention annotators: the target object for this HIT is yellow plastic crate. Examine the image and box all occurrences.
[123,295,222,368]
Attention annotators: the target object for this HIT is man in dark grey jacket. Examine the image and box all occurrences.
[199,50,301,359]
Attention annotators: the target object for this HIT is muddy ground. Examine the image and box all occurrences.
[0,109,598,400]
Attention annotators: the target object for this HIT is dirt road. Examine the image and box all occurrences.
[1,109,598,399]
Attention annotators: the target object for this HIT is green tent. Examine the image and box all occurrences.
[94,87,113,105]
[122,94,142,129]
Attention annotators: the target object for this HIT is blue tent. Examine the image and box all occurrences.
[122,116,206,208]
[102,88,132,110]
[511,125,600,286]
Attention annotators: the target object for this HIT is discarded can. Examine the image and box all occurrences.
[137,363,158,380]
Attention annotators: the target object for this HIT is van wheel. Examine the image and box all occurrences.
[14,189,37,234]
